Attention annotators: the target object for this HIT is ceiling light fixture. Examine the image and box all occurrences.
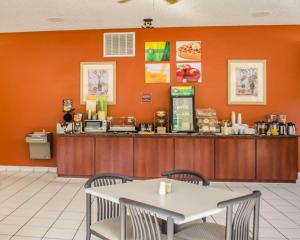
[252,11,271,17]
[47,17,65,23]
[142,18,154,28]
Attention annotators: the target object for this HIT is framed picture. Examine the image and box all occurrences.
[176,63,202,83]
[145,63,170,83]
[228,60,266,105]
[80,62,116,105]
[145,41,170,62]
[176,41,201,61]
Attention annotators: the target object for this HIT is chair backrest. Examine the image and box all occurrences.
[161,169,210,186]
[120,198,184,240]
[84,173,133,221]
[218,191,261,240]
[127,204,161,240]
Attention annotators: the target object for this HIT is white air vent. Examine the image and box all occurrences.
[103,32,135,57]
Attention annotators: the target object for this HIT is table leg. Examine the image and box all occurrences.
[86,193,91,240]
[253,198,260,240]
[225,205,233,240]
[167,217,174,240]
[120,203,127,240]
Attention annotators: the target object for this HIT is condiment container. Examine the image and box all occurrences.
[159,181,166,195]
[165,180,173,193]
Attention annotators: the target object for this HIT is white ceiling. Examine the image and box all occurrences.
[0,0,299,33]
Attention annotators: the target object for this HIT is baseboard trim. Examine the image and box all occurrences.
[0,165,57,173]
[297,172,300,184]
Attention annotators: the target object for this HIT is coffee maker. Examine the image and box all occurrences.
[56,99,74,134]
[287,122,296,135]
[73,113,83,134]
[56,111,73,134]
[269,122,279,136]
[155,111,168,134]
[279,122,287,135]
[255,122,269,135]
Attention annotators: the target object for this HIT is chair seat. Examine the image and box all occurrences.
[90,216,133,240]
[175,219,204,232]
[174,222,226,240]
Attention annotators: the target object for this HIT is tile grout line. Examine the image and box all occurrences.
[261,199,290,237]
[264,182,300,199]
[264,183,300,198]
[0,173,56,219]
[0,172,48,205]
[0,171,18,183]
[211,183,241,225]
[72,211,87,240]
[40,184,85,240]
[223,183,233,191]
[72,190,97,240]
[0,171,18,192]
[0,173,57,224]
[0,171,30,187]
[279,183,300,198]
[242,183,290,240]
[8,178,71,239]
[261,184,300,227]
[0,171,33,192]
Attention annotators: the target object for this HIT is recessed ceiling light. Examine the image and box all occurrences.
[47,17,64,23]
[252,11,271,17]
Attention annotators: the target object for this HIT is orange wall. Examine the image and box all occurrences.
[0,26,300,170]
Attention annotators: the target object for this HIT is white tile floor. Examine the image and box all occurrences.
[0,171,299,240]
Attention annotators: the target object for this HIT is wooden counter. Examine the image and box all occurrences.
[215,137,256,180]
[54,134,298,182]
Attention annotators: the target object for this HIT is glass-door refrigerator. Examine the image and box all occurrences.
[170,86,195,132]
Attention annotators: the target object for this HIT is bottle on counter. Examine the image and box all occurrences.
[237,113,242,125]
[287,122,296,135]
[87,109,92,120]
[231,112,236,126]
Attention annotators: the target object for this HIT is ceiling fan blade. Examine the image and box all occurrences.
[118,0,130,3]
[165,0,178,4]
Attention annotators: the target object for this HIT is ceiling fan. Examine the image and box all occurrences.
[118,0,178,4]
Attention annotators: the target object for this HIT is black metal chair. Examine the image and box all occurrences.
[161,169,210,186]
[175,191,262,240]
[84,173,133,240]
[161,169,210,233]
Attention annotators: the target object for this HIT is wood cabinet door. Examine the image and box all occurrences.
[174,137,215,179]
[134,137,174,178]
[215,138,256,180]
[55,136,94,177]
[256,138,298,181]
[95,137,133,176]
